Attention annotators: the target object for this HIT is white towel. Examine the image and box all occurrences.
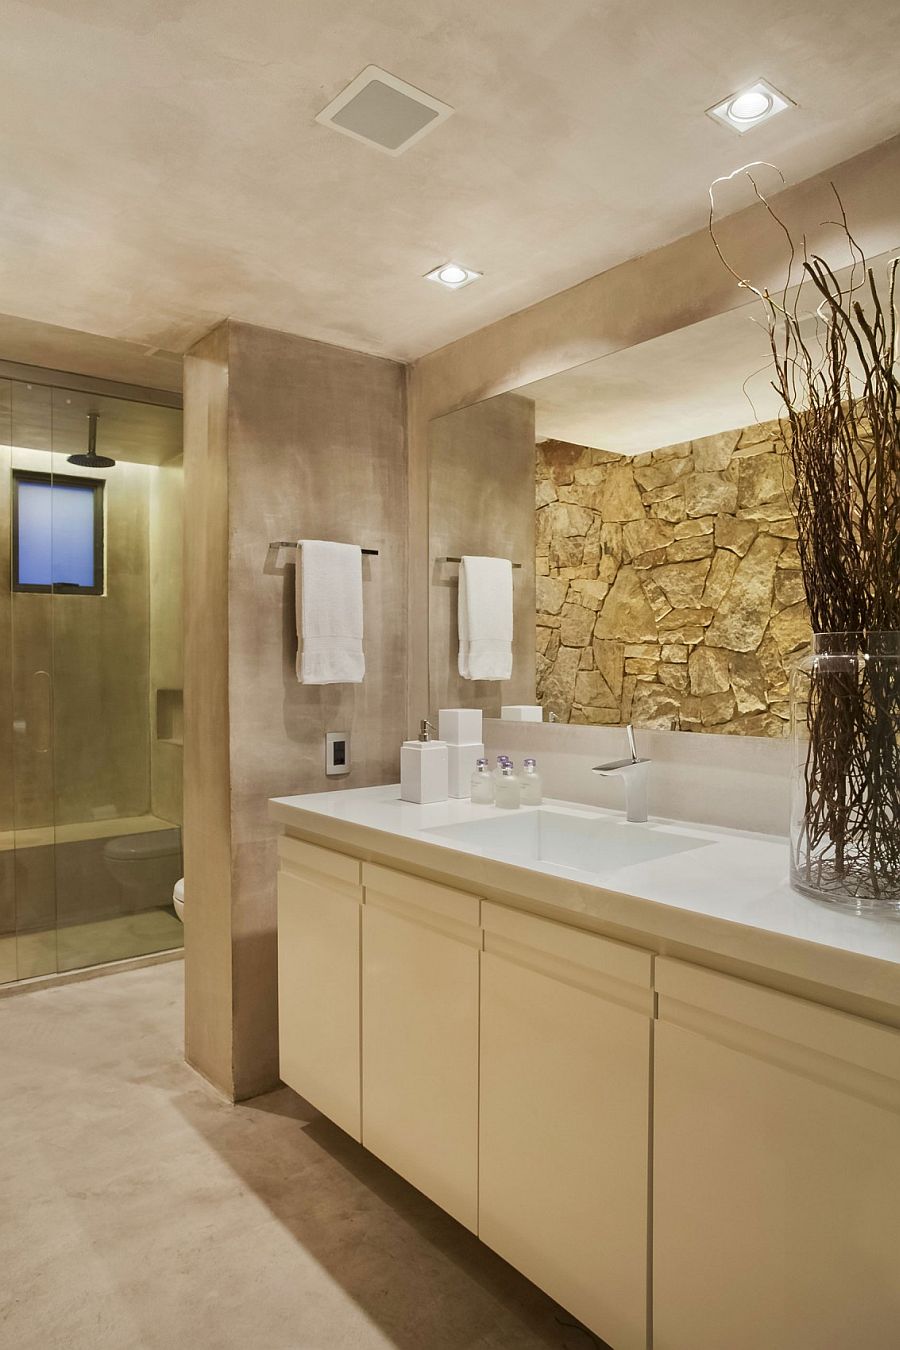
[296,540,364,684]
[458,555,513,681]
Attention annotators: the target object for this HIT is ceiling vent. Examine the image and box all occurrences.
[316,66,454,156]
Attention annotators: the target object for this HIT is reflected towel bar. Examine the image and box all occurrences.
[440,556,523,568]
[270,542,379,555]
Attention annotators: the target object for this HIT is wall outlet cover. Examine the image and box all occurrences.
[326,731,350,776]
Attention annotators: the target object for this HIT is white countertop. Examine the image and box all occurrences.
[269,784,900,1014]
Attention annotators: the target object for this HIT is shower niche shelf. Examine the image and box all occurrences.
[156,688,183,746]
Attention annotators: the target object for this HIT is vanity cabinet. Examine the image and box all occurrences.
[360,862,481,1231]
[479,902,654,1350]
[276,835,363,1140]
[275,826,900,1350]
[653,957,900,1350]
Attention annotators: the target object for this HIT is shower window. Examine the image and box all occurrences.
[11,471,104,594]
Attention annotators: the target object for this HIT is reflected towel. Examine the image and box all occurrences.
[458,555,513,681]
[296,540,364,684]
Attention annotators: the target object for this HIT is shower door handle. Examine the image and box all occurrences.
[32,670,52,755]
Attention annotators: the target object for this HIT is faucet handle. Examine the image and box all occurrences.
[626,723,638,762]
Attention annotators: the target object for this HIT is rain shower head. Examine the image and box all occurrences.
[67,411,116,468]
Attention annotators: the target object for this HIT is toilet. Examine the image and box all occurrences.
[103,829,182,910]
[173,877,184,922]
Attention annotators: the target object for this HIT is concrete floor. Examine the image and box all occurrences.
[0,961,606,1350]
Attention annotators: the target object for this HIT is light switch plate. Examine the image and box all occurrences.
[326,731,350,776]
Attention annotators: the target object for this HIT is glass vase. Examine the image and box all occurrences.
[790,632,900,913]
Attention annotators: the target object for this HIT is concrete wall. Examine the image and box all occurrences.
[428,393,536,719]
[54,458,152,825]
[183,324,233,1096]
[184,320,407,1100]
[408,135,900,732]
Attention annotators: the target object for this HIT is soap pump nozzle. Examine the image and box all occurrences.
[419,719,437,743]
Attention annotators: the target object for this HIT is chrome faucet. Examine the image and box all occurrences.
[592,724,650,823]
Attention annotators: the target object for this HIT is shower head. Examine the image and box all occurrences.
[67,411,116,468]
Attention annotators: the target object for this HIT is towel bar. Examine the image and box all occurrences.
[439,556,523,568]
[270,541,379,555]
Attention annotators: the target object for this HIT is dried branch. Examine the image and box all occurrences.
[710,170,900,901]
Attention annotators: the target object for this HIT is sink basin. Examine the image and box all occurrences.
[424,808,711,879]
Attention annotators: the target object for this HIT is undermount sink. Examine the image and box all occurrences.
[423,807,711,879]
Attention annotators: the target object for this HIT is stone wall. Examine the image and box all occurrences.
[535,422,811,733]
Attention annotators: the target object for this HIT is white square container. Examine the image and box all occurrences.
[438,708,484,745]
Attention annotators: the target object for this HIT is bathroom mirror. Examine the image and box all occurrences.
[426,246,899,735]
[428,394,537,718]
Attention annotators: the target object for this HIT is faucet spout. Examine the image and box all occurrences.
[592,724,650,823]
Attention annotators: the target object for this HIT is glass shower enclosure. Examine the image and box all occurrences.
[1,373,184,984]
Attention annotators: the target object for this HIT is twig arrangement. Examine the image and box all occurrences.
[709,167,900,902]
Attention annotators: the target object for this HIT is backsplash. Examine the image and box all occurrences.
[485,719,792,836]
[535,421,811,733]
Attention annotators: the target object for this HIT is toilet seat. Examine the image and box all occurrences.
[173,877,184,922]
[103,828,182,902]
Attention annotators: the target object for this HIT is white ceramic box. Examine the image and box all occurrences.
[439,708,483,745]
[501,705,544,722]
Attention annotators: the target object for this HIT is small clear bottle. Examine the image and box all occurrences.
[494,763,521,809]
[469,757,494,804]
[492,754,511,787]
[519,757,543,805]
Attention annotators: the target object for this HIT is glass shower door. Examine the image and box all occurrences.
[3,376,183,984]
[5,378,59,981]
[47,383,172,973]
[0,378,17,984]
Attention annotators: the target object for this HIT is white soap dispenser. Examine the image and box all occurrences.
[400,720,449,804]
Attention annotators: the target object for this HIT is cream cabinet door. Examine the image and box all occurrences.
[277,835,362,1141]
[479,902,654,1350]
[361,863,481,1232]
[654,958,900,1350]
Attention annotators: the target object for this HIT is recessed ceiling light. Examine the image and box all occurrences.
[729,89,772,121]
[707,79,794,134]
[425,262,482,290]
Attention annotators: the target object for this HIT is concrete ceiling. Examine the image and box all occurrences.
[520,247,900,454]
[2,1,900,363]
